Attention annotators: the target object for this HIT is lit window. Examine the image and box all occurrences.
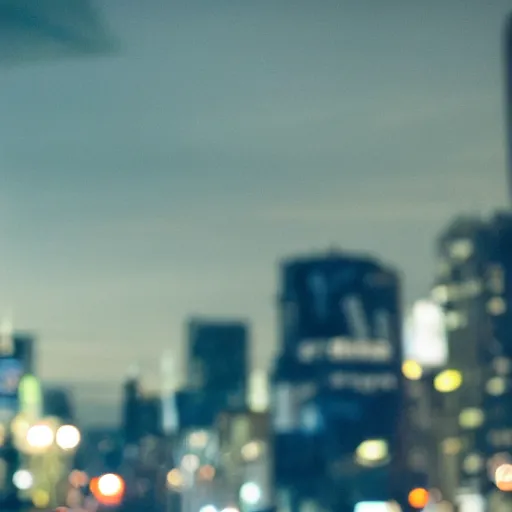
[297,342,317,363]
[432,285,449,304]
[461,279,482,297]
[459,408,484,429]
[487,297,506,316]
[442,437,461,455]
[444,311,466,331]
[448,239,473,261]
[487,265,505,294]
[486,377,507,396]
[434,369,463,393]
[463,453,483,474]
[402,361,422,381]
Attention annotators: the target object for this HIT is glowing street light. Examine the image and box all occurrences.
[55,425,81,450]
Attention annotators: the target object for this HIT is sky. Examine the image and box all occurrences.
[0,0,511,424]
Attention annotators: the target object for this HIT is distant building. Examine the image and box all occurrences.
[43,386,75,422]
[122,371,142,446]
[187,318,249,412]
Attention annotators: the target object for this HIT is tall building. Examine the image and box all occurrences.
[272,251,409,512]
[122,367,142,446]
[43,386,75,423]
[187,319,249,411]
[505,12,512,199]
[431,213,512,501]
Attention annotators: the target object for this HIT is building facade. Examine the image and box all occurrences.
[272,251,409,512]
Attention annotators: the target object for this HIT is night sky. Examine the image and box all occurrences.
[1,0,510,424]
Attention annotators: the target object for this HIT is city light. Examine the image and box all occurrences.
[26,424,54,450]
[32,489,50,508]
[434,369,462,393]
[166,468,184,489]
[408,488,429,509]
[221,508,239,512]
[459,408,484,429]
[90,474,125,507]
[495,464,512,491]
[55,424,81,450]
[198,464,216,481]
[12,469,33,490]
[355,439,389,466]
[181,453,200,472]
[97,473,124,497]
[240,482,262,505]
[402,360,423,380]
[199,505,218,512]
[188,430,209,449]
[241,440,263,461]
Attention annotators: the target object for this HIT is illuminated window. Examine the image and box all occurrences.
[297,342,317,363]
[442,437,461,455]
[487,297,507,316]
[448,239,473,261]
[458,408,484,429]
[434,369,463,393]
[432,285,449,304]
[486,377,507,396]
[444,311,466,331]
[487,265,505,294]
[463,453,484,474]
[402,361,422,381]
[461,279,482,297]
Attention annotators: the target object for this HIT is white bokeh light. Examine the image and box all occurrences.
[26,424,54,449]
[13,469,33,490]
[240,482,262,505]
[56,425,81,450]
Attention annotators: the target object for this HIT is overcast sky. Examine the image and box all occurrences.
[1,0,511,424]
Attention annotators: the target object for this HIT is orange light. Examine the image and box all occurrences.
[90,474,125,506]
[408,488,429,509]
[496,464,512,491]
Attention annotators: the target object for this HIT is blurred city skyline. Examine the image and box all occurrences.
[1,0,511,423]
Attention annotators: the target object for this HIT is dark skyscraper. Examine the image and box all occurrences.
[43,386,75,422]
[505,12,512,199]
[272,251,408,512]
[187,318,249,408]
[122,369,142,446]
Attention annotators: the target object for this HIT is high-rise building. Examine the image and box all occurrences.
[272,251,409,512]
[431,212,512,500]
[122,367,142,446]
[187,319,249,411]
[43,386,75,422]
